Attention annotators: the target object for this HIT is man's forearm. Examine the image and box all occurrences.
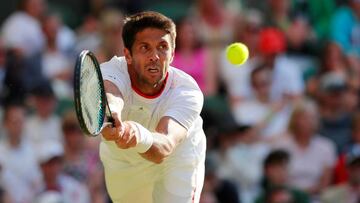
[139,133,175,164]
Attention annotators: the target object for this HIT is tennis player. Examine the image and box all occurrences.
[99,11,206,203]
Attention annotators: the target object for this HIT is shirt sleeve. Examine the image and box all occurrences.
[164,85,204,131]
[100,58,129,97]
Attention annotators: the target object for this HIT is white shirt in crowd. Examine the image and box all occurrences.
[35,174,90,203]
[41,51,71,80]
[0,135,42,203]
[220,53,304,102]
[25,115,63,149]
[216,143,270,203]
[273,135,336,190]
[1,11,45,56]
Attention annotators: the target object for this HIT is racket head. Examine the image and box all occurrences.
[74,50,108,136]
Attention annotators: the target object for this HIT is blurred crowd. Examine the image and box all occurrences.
[0,0,360,203]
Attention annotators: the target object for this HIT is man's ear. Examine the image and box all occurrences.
[124,48,132,65]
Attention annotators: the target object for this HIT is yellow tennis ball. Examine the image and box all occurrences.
[226,42,249,65]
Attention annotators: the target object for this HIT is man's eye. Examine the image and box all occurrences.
[159,44,168,50]
[140,45,148,52]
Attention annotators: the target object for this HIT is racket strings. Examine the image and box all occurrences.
[80,55,104,134]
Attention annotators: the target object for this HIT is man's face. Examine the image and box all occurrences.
[125,28,174,88]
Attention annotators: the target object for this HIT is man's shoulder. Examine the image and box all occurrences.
[101,56,129,84]
[101,56,126,69]
[169,66,201,91]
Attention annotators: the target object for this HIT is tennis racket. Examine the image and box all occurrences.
[74,50,114,136]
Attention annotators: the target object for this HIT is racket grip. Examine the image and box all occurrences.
[107,116,115,127]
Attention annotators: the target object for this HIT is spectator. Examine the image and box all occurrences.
[308,41,360,113]
[200,156,241,203]
[41,13,72,82]
[96,8,125,63]
[225,27,304,103]
[273,100,336,196]
[190,0,239,95]
[191,0,237,53]
[0,100,42,203]
[331,0,360,70]
[172,17,216,96]
[1,0,46,57]
[75,14,101,55]
[317,72,353,154]
[263,0,292,32]
[1,0,51,99]
[258,28,304,102]
[6,38,46,94]
[264,0,318,58]
[214,125,270,203]
[321,152,360,203]
[307,42,353,98]
[231,63,292,139]
[35,140,90,203]
[53,16,76,59]
[255,149,310,203]
[41,13,73,100]
[220,8,264,107]
[25,82,62,149]
[334,111,360,184]
[61,110,107,203]
[292,0,336,44]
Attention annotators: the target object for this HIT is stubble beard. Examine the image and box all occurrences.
[144,63,167,88]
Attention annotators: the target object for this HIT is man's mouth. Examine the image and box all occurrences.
[146,64,161,74]
[148,68,159,73]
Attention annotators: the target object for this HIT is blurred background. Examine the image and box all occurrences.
[0,0,360,203]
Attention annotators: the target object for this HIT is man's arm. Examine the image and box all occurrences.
[139,117,187,164]
[101,80,125,141]
[102,80,187,164]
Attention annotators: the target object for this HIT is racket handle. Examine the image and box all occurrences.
[107,116,115,127]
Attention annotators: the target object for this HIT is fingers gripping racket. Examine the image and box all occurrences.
[74,50,114,136]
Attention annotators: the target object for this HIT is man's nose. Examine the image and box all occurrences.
[149,50,160,62]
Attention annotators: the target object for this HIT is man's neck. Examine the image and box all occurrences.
[132,79,165,96]
[128,66,167,97]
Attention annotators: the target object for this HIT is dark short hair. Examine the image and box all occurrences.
[264,149,290,168]
[122,11,176,52]
[31,81,55,98]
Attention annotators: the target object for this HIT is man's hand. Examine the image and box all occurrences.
[101,112,121,141]
[115,121,138,149]
[101,113,139,149]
